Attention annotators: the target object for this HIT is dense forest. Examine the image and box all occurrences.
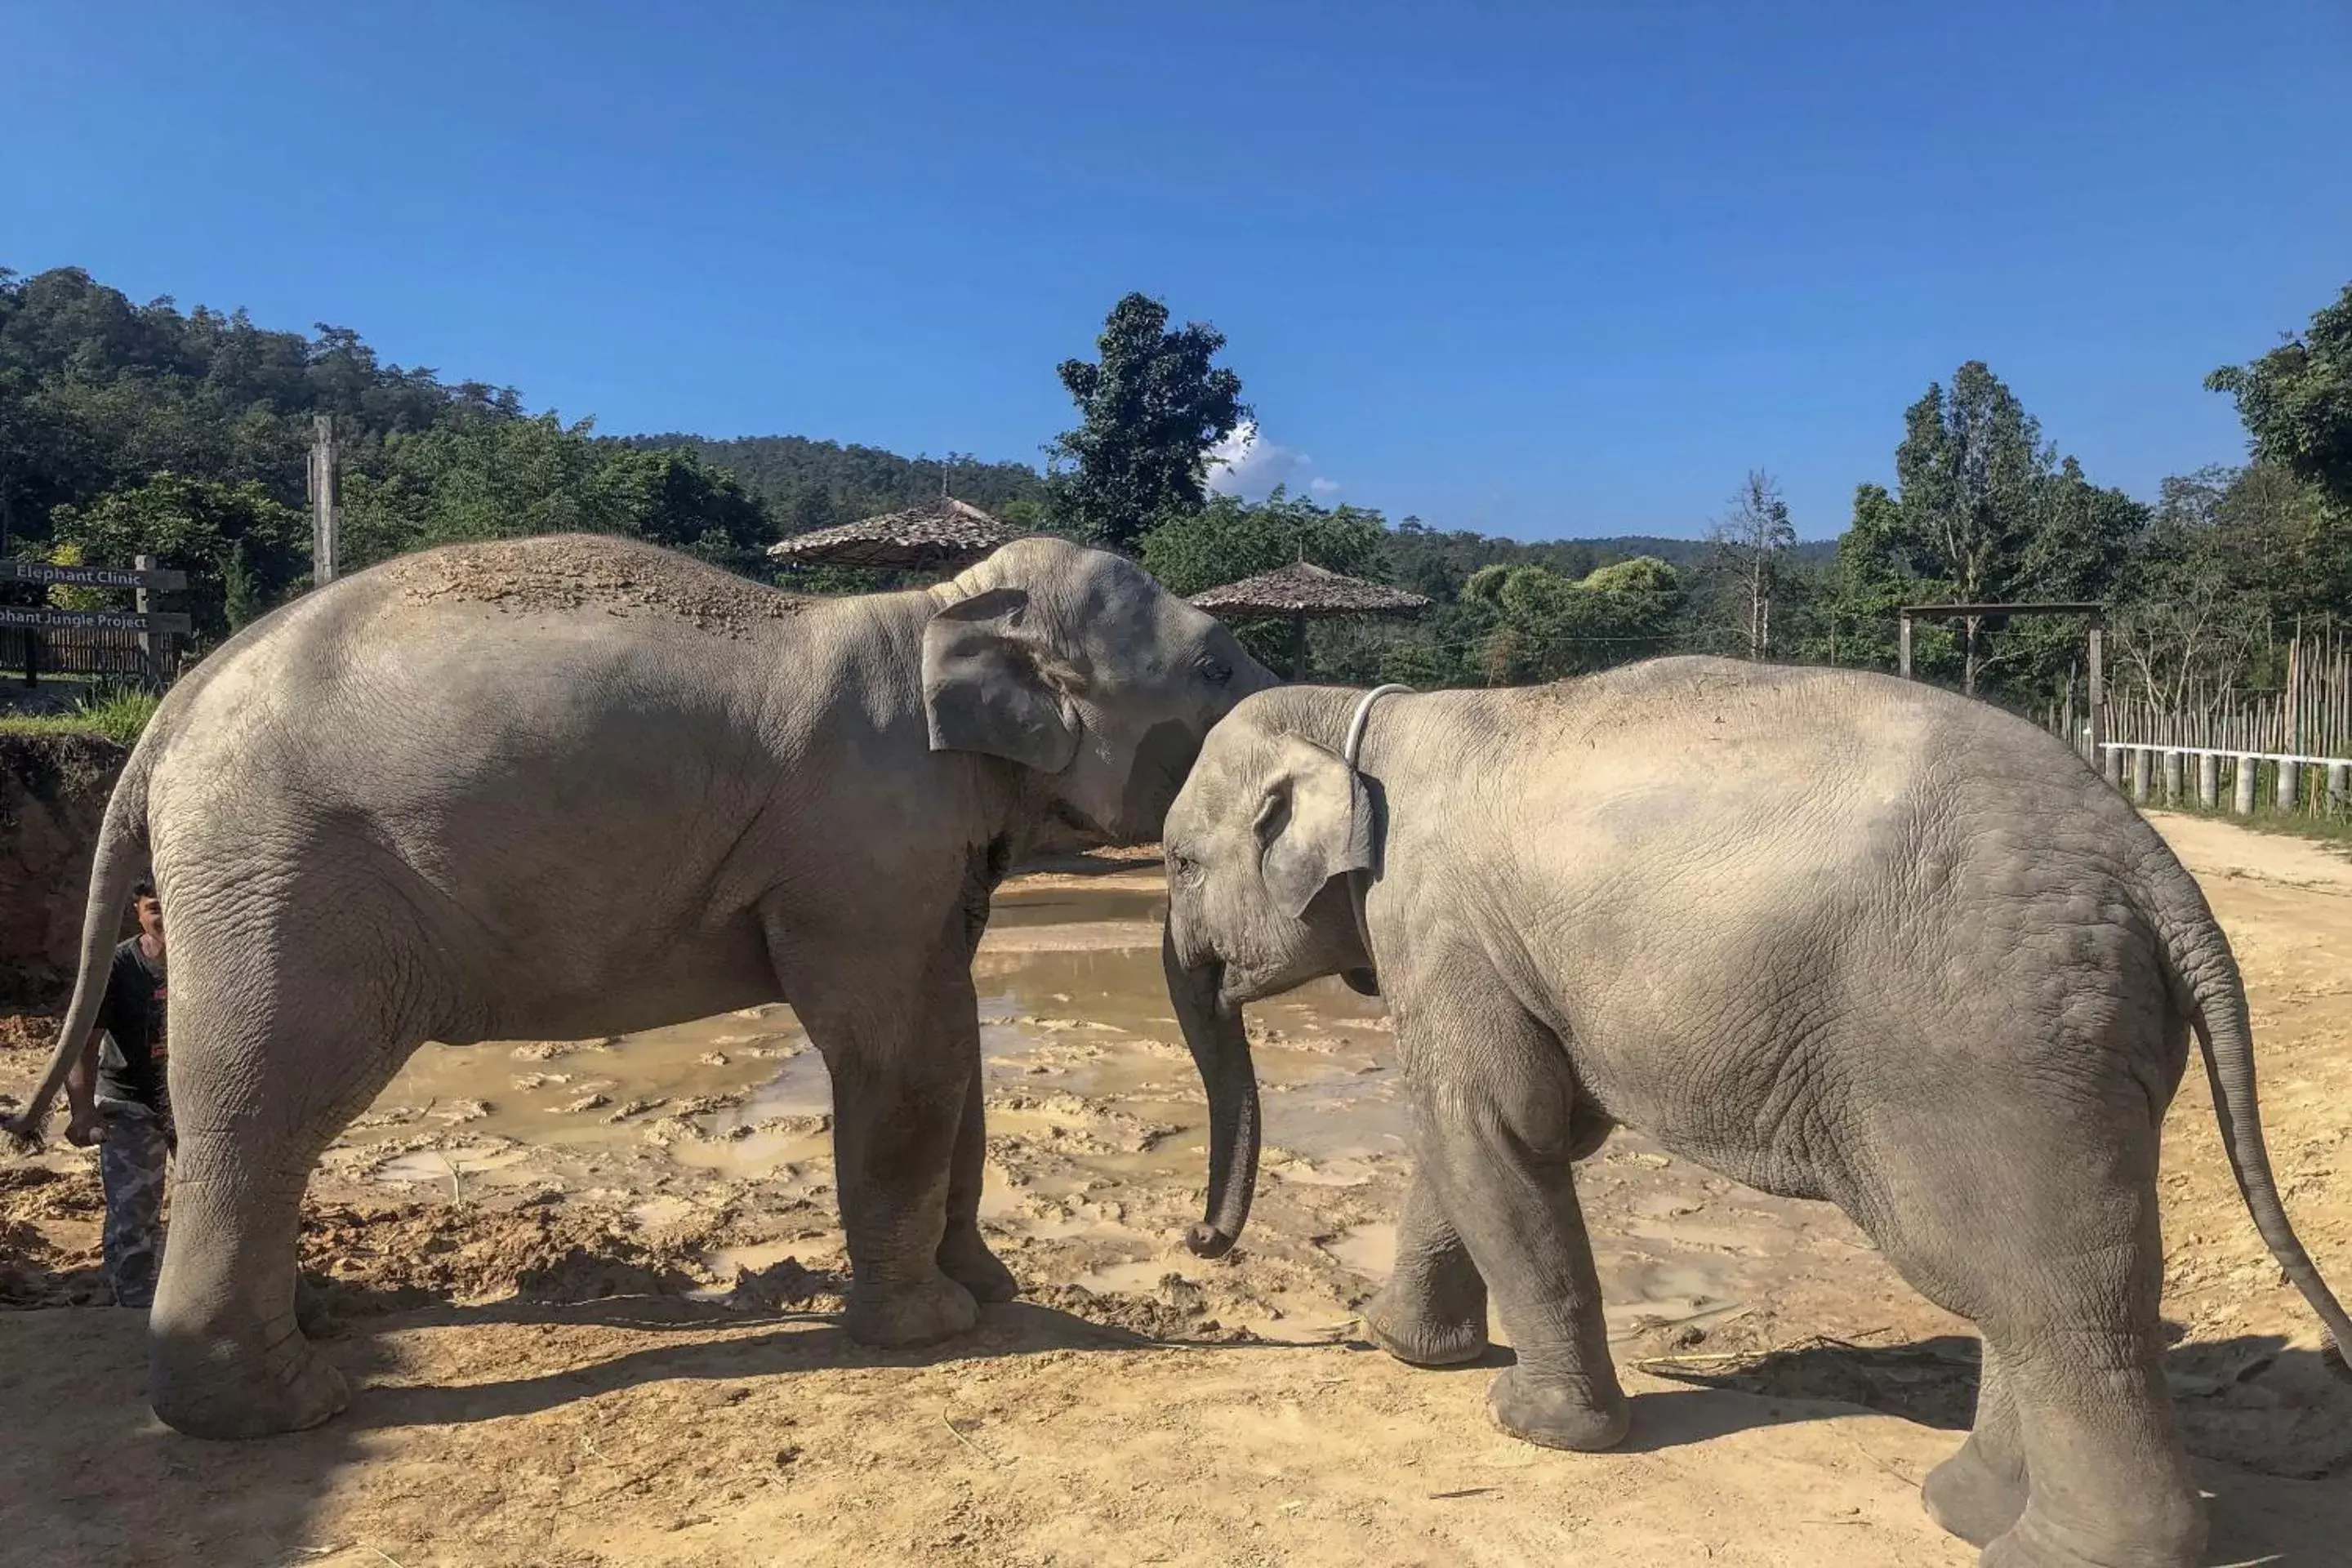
[3,263,2347,731]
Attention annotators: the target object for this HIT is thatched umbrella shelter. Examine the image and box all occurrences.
[1190,560,1432,678]
[765,496,1025,574]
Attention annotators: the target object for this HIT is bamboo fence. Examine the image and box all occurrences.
[2038,630,2352,819]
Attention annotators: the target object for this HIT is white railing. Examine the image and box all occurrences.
[2100,742,2352,768]
[2093,742,2352,817]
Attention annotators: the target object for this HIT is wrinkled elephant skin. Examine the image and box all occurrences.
[4,531,1275,1440]
[1160,661,2352,1568]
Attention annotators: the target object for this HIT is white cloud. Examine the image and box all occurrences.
[1205,419,1335,501]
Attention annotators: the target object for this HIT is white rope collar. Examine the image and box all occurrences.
[1343,683,1414,771]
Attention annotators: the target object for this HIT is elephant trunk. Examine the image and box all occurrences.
[1165,928,1259,1258]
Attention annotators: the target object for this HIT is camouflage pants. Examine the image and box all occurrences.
[97,1101,171,1308]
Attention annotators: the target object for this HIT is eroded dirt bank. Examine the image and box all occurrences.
[0,730,127,1013]
[1,822,2347,1566]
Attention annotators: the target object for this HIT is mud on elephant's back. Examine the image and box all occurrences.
[0,732,129,1012]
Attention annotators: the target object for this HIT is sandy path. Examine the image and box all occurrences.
[2,816,2348,1566]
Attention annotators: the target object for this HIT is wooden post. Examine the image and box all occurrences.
[1289,612,1308,681]
[1898,613,1913,679]
[2161,750,2183,805]
[2197,753,2220,810]
[133,552,155,689]
[2086,626,2105,773]
[2277,758,2301,813]
[2130,747,2150,801]
[2329,763,2350,816]
[2235,755,2258,815]
[310,414,339,588]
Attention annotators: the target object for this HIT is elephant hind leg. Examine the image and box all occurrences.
[146,916,434,1438]
[1921,1339,2027,1548]
[1362,1166,1490,1367]
[150,1147,352,1439]
[1855,1107,2203,1568]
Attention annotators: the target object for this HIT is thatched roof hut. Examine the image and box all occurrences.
[1190,561,1431,677]
[765,497,1025,573]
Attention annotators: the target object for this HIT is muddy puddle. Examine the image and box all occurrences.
[313,880,1864,1345]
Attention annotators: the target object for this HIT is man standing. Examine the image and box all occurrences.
[63,878,171,1308]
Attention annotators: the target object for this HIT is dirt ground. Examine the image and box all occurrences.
[2,820,2348,1567]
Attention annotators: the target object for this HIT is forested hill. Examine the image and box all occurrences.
[2,262,1740,634]
[625,434,1818,568]
[1570,534,1838,570]
[10,261,2345,716]
[624,433,1048,536]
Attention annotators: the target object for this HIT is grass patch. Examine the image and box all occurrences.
[0,684,160,748]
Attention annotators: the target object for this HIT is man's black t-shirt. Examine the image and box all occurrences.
[93,938,167,1111]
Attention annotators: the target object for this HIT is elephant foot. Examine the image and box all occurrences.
[1922,1441,2027,1548]
[844,1268,979,1349]
[1361,1285,1488,1368]
[937,1227,1019,1305]
[1486,1365,1630,1452]
[1979,1499,2205,1568]
[149,1319,350,1440]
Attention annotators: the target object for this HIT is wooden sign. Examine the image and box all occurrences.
[0,558,189,591]
[0,607,194,635]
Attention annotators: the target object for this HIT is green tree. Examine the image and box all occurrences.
[48,474,307,639]
[1807,481,1923,673]
[1886,363,2055,693]
[2206,281,2352,508]
[340,412,779,574]
[1137,488,1388,670]
[588,443,777,576]
[1137,488,1385,595]
[1049,292,1247,549]
[1463,557,1683,683]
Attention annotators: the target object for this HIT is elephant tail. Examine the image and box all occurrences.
[2,737,156,1152]
[2156,869,2352,1373]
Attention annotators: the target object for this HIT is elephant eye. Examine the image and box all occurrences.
[1196,654,1232,687]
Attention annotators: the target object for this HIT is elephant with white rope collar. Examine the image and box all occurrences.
[1157,661,2349,1568]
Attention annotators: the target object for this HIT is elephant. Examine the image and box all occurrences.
[2,529,1276,1440]
[1156,658,2350,1568]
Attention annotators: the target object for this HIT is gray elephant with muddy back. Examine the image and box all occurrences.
[2,530,1276,1440]
[1159,660,2351,1568]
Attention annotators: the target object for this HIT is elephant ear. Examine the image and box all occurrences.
[1255,735,1376,920]
[922,586,1085,773]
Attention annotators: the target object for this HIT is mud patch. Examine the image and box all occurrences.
[0,1165,108,1305]
[296,1196,762,1316]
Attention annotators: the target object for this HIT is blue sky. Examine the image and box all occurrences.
[6,2,2348,541]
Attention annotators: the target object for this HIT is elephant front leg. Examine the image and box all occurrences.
[778,925,986,1349]
[1362,1167,1490,1366]
[936,1063,1018,1303]
[820,1042,981,1347]
[1400,994,1629,1452]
